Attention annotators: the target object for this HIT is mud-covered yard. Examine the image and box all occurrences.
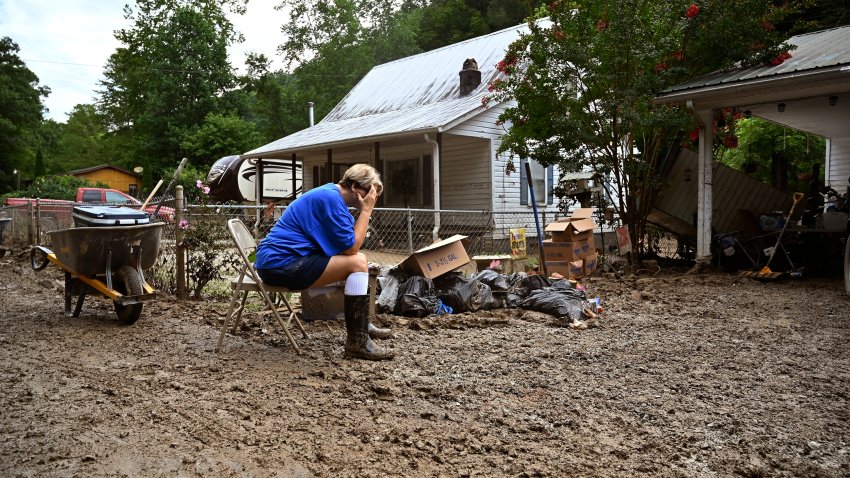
[1,252,848,477]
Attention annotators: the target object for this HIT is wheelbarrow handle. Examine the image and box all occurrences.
[30,245,53,271]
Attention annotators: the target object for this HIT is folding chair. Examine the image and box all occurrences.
[216,218,308,354]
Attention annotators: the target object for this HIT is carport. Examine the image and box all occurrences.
[654,25,850,293]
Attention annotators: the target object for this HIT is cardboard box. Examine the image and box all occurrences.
[400,234,470,279]
[545,208,597,242]
[543,238,594,261]
[583,253,599,276]
[471,254,515,274]
[545,259,585,279]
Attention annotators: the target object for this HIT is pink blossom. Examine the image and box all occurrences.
[203,186,210,194]
[689,128,699,142]
[196,179,203,188]
[179,219,190,230]
[770,51,792,66]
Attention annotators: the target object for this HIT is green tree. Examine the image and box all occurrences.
[34,148,45,177]
[276,0,423,128]
[718,117,826,194]
[239,53,289,141]
[98,0,245,177]
[3,175,100,201]
[416,0,489,51]
[180,113,263,169]
[488,0,794,260]
[0,36,49,192]
[41,104,127,173]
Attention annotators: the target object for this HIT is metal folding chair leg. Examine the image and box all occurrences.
[258,289,303,355]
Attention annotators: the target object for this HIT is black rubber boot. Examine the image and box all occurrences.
[368,322,393,340]
[344,295,395,360]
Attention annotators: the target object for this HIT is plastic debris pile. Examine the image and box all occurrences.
[375,266,604,326]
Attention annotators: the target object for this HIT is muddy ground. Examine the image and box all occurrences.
[1,251,849,478]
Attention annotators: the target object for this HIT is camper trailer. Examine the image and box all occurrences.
[207,156,302,203]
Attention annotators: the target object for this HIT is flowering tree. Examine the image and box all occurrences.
[178,178,239,299]
[486,0,794,260]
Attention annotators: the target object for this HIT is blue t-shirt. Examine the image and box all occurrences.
[254,183,355,269]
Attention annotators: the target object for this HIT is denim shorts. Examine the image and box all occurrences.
[257,254,330,290]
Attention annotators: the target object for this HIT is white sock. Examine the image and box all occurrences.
[344,272,369,296]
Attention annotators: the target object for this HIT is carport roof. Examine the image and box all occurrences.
[655,25,850,111]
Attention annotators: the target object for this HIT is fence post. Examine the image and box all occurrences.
[175,186,187,300]
[35,199,41,245]
[407,208,413,253]
[27,201,34,245]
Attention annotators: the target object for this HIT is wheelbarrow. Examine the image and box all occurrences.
[31,222,164,324]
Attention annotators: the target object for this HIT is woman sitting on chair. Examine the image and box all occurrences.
[253,164,394,361]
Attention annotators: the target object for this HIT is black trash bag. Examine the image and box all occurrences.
[376,267,409,313]
[433,272,494,312]
[512,274,551,299]
[395,276,438,317]
[549,278,576,290]
[520,287,587,321]
[474,269,512,292]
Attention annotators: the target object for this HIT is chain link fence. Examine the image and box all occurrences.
[1,199,644,300]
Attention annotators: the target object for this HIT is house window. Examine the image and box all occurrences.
[383,156,428,207]
[129,184,138,197]
[520,157,554,206]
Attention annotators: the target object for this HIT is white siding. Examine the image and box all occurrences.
[450,103,507,139]
[440,135,490,209]
[827,138,850,189]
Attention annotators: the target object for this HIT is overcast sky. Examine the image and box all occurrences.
[0,0,289,122]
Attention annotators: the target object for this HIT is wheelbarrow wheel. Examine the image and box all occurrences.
[113,265,144,324]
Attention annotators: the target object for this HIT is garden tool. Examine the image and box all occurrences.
[524,162,548,277]
[741,192,804,282]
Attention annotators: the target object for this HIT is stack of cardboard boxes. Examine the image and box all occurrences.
[543,208,599,279]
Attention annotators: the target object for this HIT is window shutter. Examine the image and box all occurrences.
[519,157,527,205]
[547,165,554,205]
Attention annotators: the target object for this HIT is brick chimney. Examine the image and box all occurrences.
[459,58,481,96]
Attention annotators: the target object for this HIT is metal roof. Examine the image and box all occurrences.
[68,164,139,177]
[660,25,850,95]
[244,23,533,158]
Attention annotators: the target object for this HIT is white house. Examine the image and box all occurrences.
[241,23,562,244]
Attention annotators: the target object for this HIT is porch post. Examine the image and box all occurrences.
[425,133,441,241]
[694,105,714,259]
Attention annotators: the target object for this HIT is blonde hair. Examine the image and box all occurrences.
[339,164,383,196]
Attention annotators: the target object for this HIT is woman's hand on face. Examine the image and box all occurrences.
[356,184,377,211]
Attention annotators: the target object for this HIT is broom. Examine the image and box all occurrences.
[741,192,804,281]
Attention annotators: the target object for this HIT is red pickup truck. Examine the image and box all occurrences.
[5,188,175,223]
